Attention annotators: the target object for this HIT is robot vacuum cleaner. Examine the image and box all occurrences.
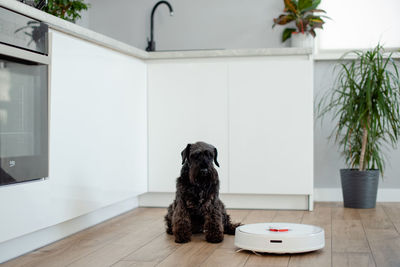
[234,223,325,254]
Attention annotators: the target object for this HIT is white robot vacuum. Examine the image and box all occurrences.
[234,223,325,254]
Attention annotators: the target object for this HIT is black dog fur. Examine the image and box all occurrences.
[165,141,241,243]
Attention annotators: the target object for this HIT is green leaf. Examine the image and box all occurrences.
[272,14,296,27]
[308,17,324,23]
[305,9,326,13]
[284,0,298,13]
[282,28,297,42]
[301,0,322,13]
[298,0,313,11]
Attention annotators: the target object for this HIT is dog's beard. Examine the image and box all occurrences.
[189,166,214,185]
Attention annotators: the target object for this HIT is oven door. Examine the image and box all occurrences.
[0,44,49,186]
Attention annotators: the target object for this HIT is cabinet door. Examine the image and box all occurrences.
[228,57,313,194]
[148,61,229,192]
[49,30,148,200]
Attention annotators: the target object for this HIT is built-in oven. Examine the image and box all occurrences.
[0,7,49,186]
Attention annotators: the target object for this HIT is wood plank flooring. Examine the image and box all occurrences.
[2,202,400,267]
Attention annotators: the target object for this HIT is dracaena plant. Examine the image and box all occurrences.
[36,0,90,23]
[272,0,327,42]
[318,44,400,174]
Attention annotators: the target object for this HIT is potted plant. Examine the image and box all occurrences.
[272,0,327,48]
[318,44,400,208]
[16,0,89,49]
[35,0,90,23]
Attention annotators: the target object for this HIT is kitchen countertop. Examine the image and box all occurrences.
[0,0,313,60]
[146,47,312,59]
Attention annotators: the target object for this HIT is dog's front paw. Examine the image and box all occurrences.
[205,231,224,243]
[174,235,191,243]
[166,227,173,235]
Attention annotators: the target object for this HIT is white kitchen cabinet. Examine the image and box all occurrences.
[147,54,313,208]
[146,54,313,209]
[147,60,229,192]
[228,56,313,195]
[0,29,148,245]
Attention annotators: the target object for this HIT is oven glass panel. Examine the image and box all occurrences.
[0,7,48,55]
[0,56,48,185]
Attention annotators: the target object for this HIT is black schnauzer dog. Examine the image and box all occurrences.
[165,141,240,243]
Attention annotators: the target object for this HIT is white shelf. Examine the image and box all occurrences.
[314,48,400,61]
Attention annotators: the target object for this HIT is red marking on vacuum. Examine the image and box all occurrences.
[269,228,289,232]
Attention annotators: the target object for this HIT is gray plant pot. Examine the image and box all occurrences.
[340,169,379,209]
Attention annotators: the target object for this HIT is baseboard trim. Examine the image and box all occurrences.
[139,189,400,211]
[314,188,400,202]
[0,196,139,264]
[139,192,310,210]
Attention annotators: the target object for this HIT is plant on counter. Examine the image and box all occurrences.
[272,0,327,43]
[317,44,400,208]
[36,0,90,23]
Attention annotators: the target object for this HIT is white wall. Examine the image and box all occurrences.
[84,0,400,51]
[0,30,148,245]
[318,0,400,49]
[85,0,288,51]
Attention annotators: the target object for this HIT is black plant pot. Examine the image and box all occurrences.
[340,169,379,209]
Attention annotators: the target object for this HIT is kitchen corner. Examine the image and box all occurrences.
[1,0,311,262]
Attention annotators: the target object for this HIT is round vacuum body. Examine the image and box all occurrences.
[234,223,325,254]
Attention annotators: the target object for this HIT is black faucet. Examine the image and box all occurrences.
[146,1,174,52]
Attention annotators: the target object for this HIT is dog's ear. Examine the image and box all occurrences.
[181,144,191,165]
[213,147,220,167]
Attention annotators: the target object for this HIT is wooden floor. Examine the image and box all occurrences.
[2,202,400,267]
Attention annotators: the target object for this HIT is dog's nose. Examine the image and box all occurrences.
[200,168,209,175]
[200,161,209,168]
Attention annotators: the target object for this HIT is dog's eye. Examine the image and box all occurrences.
[190,152,200,159]
[205,151,212,158]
